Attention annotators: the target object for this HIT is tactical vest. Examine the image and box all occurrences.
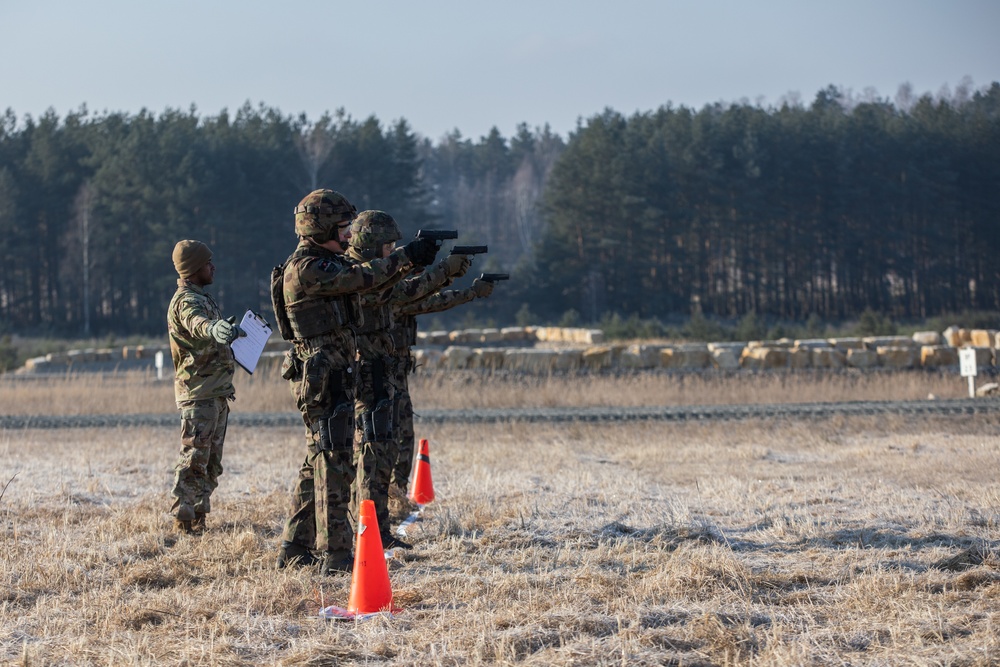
[353,301,393,335]
[271,246,360,342]
[389,314,418,349]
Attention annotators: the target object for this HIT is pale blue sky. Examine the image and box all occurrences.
[2,0,997,142]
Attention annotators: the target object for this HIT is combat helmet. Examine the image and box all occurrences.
[294,189,357,242]
[349,210,402,260]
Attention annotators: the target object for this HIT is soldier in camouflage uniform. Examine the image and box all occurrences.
[273,192,439,574]
[167,240,245,534]
[389,277,496,498]
[346,211,468,546]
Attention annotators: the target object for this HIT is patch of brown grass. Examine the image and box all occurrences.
[2,413,999,665]
[0,367,969,415]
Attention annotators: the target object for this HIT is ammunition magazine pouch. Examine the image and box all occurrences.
[389,315,417,349]
[347,293,364,328]
[280,349,302,381]
[404,316,418,347]
[352,303,392,335]
[287,298,351,339]
[389,326,408,349]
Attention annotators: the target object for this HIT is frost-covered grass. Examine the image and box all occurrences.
[2,415,998,665]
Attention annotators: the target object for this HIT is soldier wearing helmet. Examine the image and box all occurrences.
[349,210,403,261]
[273,191,439,574]
[387,271,498,510]
[345,211,473,548]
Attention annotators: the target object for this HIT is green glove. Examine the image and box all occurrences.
[210,317,244,345]
[471,278,494,298]
[443,254,472,277]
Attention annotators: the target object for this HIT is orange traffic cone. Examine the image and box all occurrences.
[319,499,401,619]
[348,499,400,615]
[408,438,435,505]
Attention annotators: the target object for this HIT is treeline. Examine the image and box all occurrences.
[1,82,998,337]
[527,83,1000,325]
[0,104,561,335]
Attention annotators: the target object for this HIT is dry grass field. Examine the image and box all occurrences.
[0,366,973,415]
[2,372,999,665]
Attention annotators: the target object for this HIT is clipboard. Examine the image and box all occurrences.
[231,310,273,374]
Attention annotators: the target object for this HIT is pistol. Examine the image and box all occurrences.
[451,245,488,255]
[478,273,509,283]
[415,229,459,242]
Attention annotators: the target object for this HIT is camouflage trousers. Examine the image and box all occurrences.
[353,354,397,537]
[387,353,415,493]
[171,395,230,517]
[281,347,356,556]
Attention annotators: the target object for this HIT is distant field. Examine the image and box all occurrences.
[0,367,972,415]
[2,411,998,665]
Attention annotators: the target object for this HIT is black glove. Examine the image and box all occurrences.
[403,237,439,267]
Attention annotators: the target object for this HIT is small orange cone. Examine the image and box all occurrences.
[319,499,401,619]
[408,438,435,505]
[346,499,400,615]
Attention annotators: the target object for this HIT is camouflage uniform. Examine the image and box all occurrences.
[349,285,401,543]
[390,282,490,492]
[277,239,415,559]
[391,279,493,494]
[167,275,235,527]
[346,211,455,543]
[274,194,424,569]
[388,258,473,495]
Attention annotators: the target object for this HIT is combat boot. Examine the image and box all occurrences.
[276,541,317,569]
[382,533,413,550]
[191,512,207,534]
[174,504,196,534]
[320,551,354,575]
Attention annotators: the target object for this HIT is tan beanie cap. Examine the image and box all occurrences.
[172,240,213,278]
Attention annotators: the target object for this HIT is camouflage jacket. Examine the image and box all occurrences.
[384,259,460,354]
[346,248,457,358]
[167,279,235,403]
[397,286,476,317]
[391,286,477,353]
[283,239,413,365]
[346,246,406,359]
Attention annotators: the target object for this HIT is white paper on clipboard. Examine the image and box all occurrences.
[231,310,273,374]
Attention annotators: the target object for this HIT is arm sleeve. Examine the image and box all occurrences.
[174,296,217,342]
[302,247,413,296]
[388,259,454,305]
[396,287,476,316]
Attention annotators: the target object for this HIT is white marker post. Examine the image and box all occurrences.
[155,350,164,381]
[958,347,977,398]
